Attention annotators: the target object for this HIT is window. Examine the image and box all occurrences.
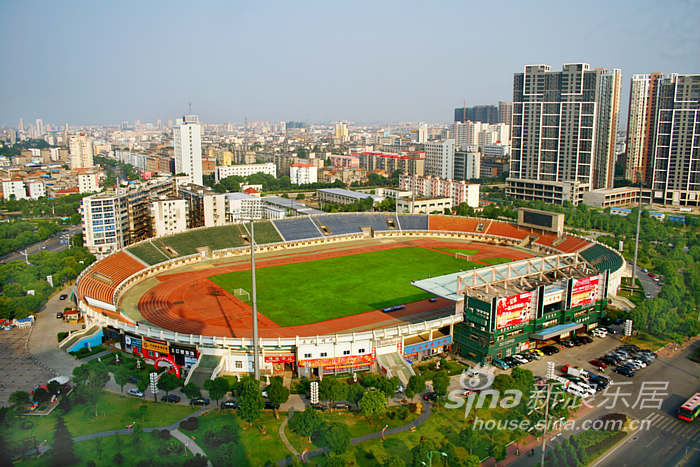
[343,350,350,355]
[358,348,365,354]
[320,352,327,357]
[304,353,312,359]
[235,361,242,369]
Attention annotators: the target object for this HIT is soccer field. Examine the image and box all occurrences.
[209,246,483,326]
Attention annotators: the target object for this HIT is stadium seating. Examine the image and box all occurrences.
[484,221,530,240]
[534,232,559,248]
[552,236,591,253]
[78,252,146,304]
[273,217,323,241]
[580,243,624,273]
[428,216,480,233]
[397,215,428,230]
[312,214,396,235]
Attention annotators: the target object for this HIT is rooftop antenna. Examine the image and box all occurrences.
[463,99,466,123]
[188,102,192,114]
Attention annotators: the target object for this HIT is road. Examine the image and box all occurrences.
[0,224,82,263]
[628,262,663,298]
[511,340,700,467]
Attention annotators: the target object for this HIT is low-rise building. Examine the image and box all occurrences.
[400,174,479,208]
[397,197,452,214]
[151,198,187,237]
[582,187,643,208]
[317,188,375,206]
[26,180,46,199]
[78,173,100,193]
[178,183,227,228]
[225,192,264,223]
[215,163,276,182]
[290,163,318,185]
[1,180,27,200]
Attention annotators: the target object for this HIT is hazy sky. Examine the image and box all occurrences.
[1,0,699,126]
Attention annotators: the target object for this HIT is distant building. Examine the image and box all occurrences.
[455,105,499,124]
[397,197,452,214]
[179,183,227,228]
[151,198,187,237]
[329,154,360,168]
[225,192,263,223]
[78,173,99,193]
[334,121,349,142]
[290,163,318,185]
[424,140,455,179]
[1,180,27,200]
[498,101,512,125]
[173,115,203,186]
[26,180,46,199]
[69,133,94,169]
[454,151,481,181]
[317,188,374,206]
[355,151,425,177]
[400,174,480,208]
[215,163,276,182]
[582,187,645,208]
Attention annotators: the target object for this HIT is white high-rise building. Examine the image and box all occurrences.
[290,163,318,185]
[173,115,203,186]
[69,133,94,169]
[79,173,100,193]
[418,124,428,143]
[27,181,46,199]
[424,140,455,179]
[35,119,44,136]
[2,180,28,200]
[335,121,349,142]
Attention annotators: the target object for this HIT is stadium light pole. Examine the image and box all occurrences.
[250,219,260,380]
[631,171,642,287]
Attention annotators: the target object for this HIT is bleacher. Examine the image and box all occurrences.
[484,221,530,240]
[397,215,428,230]
[552,236,591,253]
[580,244,624,273]
[428,216,480,233]
[311,214,396,235]
[77,252,146,304]
[272,217,323,241]
[534,232,559,248]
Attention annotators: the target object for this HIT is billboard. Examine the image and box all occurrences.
[570,274,600,308]
[495,291,533,329]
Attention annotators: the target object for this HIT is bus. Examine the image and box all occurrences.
[677,392,700,422]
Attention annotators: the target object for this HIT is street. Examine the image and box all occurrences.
[0,224,82,264]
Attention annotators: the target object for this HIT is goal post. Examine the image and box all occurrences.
[233,288,251,302]
[454,252,473,268]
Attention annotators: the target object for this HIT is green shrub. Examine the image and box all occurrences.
[179,417,199,431]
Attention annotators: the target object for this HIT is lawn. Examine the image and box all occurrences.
[480,257,512,265]
[436,248,480,256]
[210,246,482,326]
[187,410,289,466]
[621,331,673,351]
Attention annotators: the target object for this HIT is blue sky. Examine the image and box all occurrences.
[1,0,698,126]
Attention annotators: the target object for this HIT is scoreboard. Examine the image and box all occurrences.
[517,208,565,235]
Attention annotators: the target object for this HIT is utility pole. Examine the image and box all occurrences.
[540,382,552,467]
[632,171,642,286]
[250,219,260,380]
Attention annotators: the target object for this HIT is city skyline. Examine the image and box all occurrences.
[1,0,699,126]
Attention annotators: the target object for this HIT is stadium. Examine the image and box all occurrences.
[68,209,625,384]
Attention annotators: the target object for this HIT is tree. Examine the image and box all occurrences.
[34,387,50,403]
[51,416,77,466]
[359,389,387,419]
[406,375,426,398]
[158,372,181,397]
[183,382,201,399]
[289,406,323,442]
[323,423,351,455]
[266,378,289,418]
[319,378,348,407]
[463,455,481,467]
[136,373,150,393]
[432,371,450,396]
[410,438,439,467]
[348,383,365,404]
[113,366,130,393]
[204,377,230,407]
[458,427,477,455]
[9,391,30,410]
[492,374,516,393]
[375,376,399,398]
[238,377,263,425]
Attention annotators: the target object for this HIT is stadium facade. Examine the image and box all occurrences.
[69,211,624,383]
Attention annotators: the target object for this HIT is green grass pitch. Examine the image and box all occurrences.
[209,246,486,326]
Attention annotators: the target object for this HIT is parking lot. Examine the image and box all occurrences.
[0,328,55,405]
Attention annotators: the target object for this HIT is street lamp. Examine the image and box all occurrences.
[248,219,260,381]
[421,450,447,467]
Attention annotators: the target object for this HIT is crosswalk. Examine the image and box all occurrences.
[642,412,700,440]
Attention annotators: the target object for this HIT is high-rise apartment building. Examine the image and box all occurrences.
[455,105,499,124]
[173,115,203,186]
[35,119,44,136]
[69,133,94,169]
[334,121,349,142]
[418,124,428,143]
[424,140,455,179]
[646,74,700,206]
[151,198,187,237]
[179,183,227,228]
[498,101,512,125]
[625,73,662,184]
[290,163,318,185]
[454,151,481,180]
[507,63,621,205]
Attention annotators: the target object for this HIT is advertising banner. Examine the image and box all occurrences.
[571,275,600,308]
[264,355,296,364]
[142,338,169,354]
[495,291,533,329]
[298,354,374,368]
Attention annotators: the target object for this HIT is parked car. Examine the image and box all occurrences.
[310,402,328,411]
[221,400,239,409]
[422,392,438,402]
[161,394,181,403]
[429,297,438,302]
[56,312,63,319]
[332,401,351,410]
[560,339,575,348]
[614,366,635,377]
[59,294,68,300]
[589,359,608,369]
[530,349,545,357]
[492,358,509,369]
[540,345,560,355]
[127,388,144,398]
[527,350,542,360]
[190,398,210,406]
[504,356,521,367]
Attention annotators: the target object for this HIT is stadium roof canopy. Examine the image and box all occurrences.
[530,322,583,340]
[262,196,324,215]
[412,253,597,302]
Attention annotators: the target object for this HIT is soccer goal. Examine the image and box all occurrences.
[233,288,251,302]
[454,252,473,270]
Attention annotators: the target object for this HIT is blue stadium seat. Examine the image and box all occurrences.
[397,215,429,230]
[272,217,323,241]
[312,214,397,235]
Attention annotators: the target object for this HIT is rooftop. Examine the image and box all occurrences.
[317,188,373,200]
